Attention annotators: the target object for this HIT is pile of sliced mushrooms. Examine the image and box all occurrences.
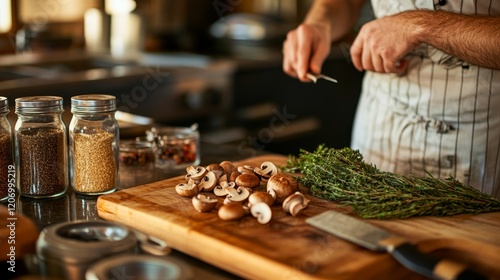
[175,160,310,224]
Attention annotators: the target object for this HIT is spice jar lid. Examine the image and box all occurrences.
[15,96,63,114]
[0,97,8,114]
[71,94,116,113]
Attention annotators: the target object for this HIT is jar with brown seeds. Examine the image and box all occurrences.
[0,97,13,201]
[69,95,119,195]
[14,96,68,198]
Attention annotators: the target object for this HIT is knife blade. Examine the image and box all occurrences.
[306,72,338,83]
[306,211,487,280]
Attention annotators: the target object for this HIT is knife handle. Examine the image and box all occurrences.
[391,243,487,280]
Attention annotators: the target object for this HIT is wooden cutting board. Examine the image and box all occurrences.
[97,155,500,280]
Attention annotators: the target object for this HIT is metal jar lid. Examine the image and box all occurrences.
[15,96,64,114]
[36,221,137,265]
[71,94,116,113]
[0,97,8,114]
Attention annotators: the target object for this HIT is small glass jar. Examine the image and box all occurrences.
[0,97,13,201]
[119,140,154,180]
[146,126,200,170]
[69,94,119,195]
[15,96,68,198]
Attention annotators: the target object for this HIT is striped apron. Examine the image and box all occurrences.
[351,0,500,198]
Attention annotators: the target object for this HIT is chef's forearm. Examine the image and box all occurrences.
[304,0,366,42]
[409,10,500,69]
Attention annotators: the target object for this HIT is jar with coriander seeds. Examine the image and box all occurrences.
[15,96,68,198]
[69,94,119,195]
[0,97,13,201]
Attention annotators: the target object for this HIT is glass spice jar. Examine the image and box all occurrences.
[146,125,200,170]
[69,94,119,195]
[15,96,68,198]
[0,97,13,201]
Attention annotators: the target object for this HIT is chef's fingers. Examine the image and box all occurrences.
[350,36,363,72]
[296,25,315,81]
[309,38,330,75]
[282,31,299,78]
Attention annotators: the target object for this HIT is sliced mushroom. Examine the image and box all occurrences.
[197,171,218,191]
[186,166,207,181]
[255,161,278,180]
[235,173,260,189]
[213,185,227,197]
[218,174,228,186]
[192,194,218,212]
[266,173,299,203]
[218,203,247,221]
[225,186,250,203]
[206,163,224,179]
[175,181,199,197]
[282,192,310,217]
[250,202,272,224]
[237,165,255,175]
[248,191,275,207]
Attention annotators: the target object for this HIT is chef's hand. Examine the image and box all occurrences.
[283,23,332,82]
[350,13,421,74]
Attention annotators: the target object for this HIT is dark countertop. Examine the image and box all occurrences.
[2,141,270,279]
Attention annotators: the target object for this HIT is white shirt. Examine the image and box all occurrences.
[351,0,500,198]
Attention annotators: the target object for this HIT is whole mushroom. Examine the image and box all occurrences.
[218,203,248,221]
[235,173,261,189]
[266,173,299,203]
[248,191,275,207]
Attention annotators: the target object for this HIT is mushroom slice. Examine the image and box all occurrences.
[192,194,218,212]
[218,203,247,221]
[198,171,218,191]
[235,173,260,189]
[237,165,255,175]
[225,186,250,203]
[213,185,227,197]
[175,181,199,198]
[282,192,310,217]
[186,166,207,181]
[206,163,224,179]
[248,191,275,207]
[255,161,278,180]
[250,202,272,224]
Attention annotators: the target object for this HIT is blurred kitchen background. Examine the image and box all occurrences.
[0,0,374,156]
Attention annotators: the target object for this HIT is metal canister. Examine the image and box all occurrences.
[36,221,137,280]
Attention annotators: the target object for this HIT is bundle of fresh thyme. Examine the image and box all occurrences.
[284,144,500,219]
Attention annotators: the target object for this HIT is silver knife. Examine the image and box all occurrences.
[306,72,338,83]
[306,211,487,280]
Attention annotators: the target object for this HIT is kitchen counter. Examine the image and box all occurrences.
[2,141,266,279]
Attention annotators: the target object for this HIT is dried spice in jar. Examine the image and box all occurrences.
[146,125,200,170]
[73,130,116,193]
[15,96,68,198]
[69,95,119,195]
[119,140,154,180]
[0,96,13,201]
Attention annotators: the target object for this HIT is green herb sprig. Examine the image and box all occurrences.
[284,144,500,219]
